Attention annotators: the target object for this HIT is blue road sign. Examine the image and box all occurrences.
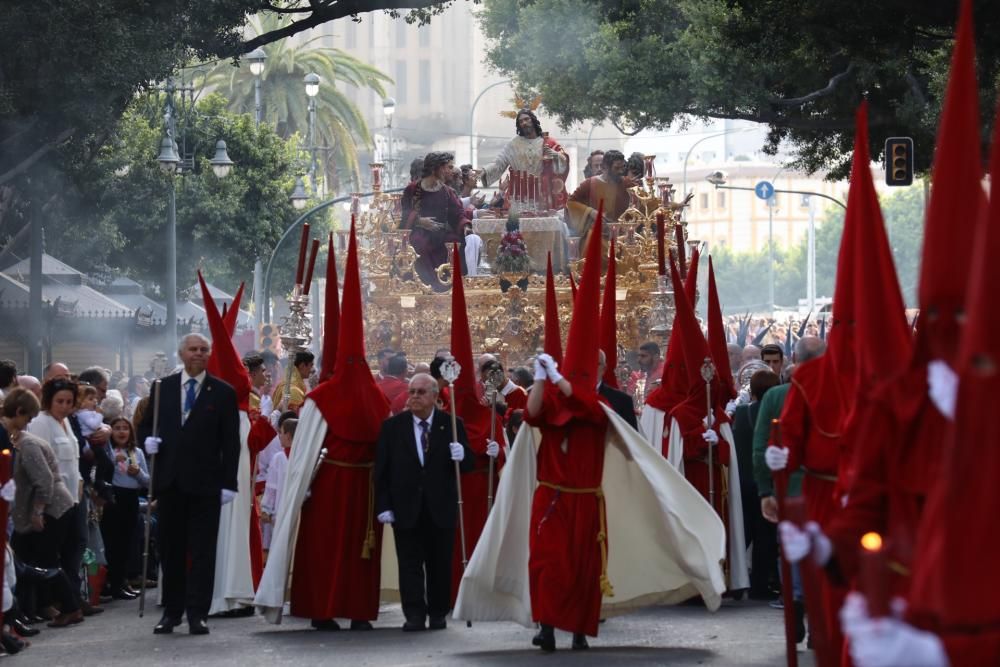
[755,181,775,200]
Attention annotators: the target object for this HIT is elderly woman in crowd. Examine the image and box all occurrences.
[26,379,98,618]
[6,387,81,628]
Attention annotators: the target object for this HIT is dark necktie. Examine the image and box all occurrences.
[419,420,430,461]
[184,378,197,422]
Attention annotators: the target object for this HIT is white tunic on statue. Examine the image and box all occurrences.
[481,135,567,214]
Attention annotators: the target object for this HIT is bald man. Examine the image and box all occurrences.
[16,375,41,399]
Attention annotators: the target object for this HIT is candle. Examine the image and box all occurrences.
[295,222,311,285]
[656,213,666,275]
[859,532,890,618]
[674,223,687,278]
[302,238,320,295]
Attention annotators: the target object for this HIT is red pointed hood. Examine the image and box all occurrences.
[914,0,982,366]
[318,232,340,383]
[448,243,493,446]
[544,252,563,364]
[684,246,700,307]
[223,282,244,337]
[851,102,912,385]
[644,252,690,414]
[197,271,252,412]
[561,200,604,399]
[707,256,736,402]
[599,238,618,388]
[908,92,1000,640]
[308,218,388,441]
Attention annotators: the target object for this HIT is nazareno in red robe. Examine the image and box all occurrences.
[524,389,610,638]
[246,410,276,588]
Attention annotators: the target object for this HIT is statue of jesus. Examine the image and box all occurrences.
[479,109,569,214]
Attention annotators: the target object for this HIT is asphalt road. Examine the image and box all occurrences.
[21,596,816,666]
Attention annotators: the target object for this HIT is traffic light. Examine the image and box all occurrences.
[259,323,279,353]
[885,137,914,186]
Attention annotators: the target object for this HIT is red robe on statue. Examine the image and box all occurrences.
[524,390,610,638]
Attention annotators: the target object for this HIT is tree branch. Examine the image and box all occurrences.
[240,0,453,55]
[769,64,856,107]
[0,128,75,187]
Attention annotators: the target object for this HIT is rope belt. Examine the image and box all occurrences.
[802,467,838,483]
[537,480,614,598]
[888,560,911,577]
[323,458,377,560]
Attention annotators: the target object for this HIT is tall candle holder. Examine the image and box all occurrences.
[278,285,313,409]
[648,273,674,335]
[369,163,384,195]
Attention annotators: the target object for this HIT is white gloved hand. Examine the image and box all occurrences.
[779,520,832,566]
[536,353,563,384]
[486,440,500,458]
[377,510,395,524]
[765,445,789,471]
[702,429,719,445]
[0,479,15,503]
[144,436,161,455]
[221,489,237,505]
[844,598,948,667]
[927,360,958,421]
[269,409,283,429]
[724,399,739,417]
[259,394,273,417]
[449,442,465,462]
[533,357,548,382]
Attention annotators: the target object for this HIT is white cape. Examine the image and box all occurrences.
[209,411,255,614]
[254,399,400,623]
[452,405,727,626]
[639,405,684,470]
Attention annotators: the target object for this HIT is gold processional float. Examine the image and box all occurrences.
[281,159,696,399]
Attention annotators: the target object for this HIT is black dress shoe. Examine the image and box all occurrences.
[534,624,555,652]
[0,631,25,654]
[112,588,139,601]
[402,620,426,632]
[428,616,447,630]
[189,617,210,635]
[571,633,589,650]
[12,617,40,637]
[349,620,373,631]
[153,615,183,634]
[310,619,341,631]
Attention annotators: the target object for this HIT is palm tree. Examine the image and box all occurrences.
[204,14,391,193]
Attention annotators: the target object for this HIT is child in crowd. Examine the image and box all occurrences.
[75,384,104,437]
[260,417,295,559]
[101,417,149,599]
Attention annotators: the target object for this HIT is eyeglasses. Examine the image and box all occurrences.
[408,388,433,396]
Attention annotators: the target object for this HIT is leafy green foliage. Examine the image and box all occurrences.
[478,0,1000,178]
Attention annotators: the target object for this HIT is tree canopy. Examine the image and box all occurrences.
[478,0,1000,178]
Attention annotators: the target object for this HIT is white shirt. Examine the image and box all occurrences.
[180,370,206,421]
[412,409,435,467]
[27,413,81,501]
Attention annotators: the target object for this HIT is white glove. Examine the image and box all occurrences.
[486,440,500,458]
[843,595,948,667]
[449,442,465,462]
[702,429,719,445]
[144,436,161,455]
[779,520,832,566]
[533,357,548,382]
[221,489,237,505]
[269,409,282,429]
[0,479,15,502]
[377,510,395,524]
[927,360,958,421]
[765,445,789,471]
[259,394,273,417]
[724,399,738,417]
[536,353,563,384]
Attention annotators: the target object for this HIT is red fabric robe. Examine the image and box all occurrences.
[377,375,409,409]
[289,430,382,621]
[524,390,609,637]
[247,411,277,588]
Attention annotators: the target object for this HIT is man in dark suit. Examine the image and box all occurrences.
[139,333,240,636]
[597,350,638,430]
[374,372,473,631]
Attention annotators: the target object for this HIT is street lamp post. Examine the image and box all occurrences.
[468,79,512,165]
[304,73,321,193]
[156,77,234,363]
[382,97,396,187]
[681,127,754,221]
[248,47,267,127]
[706,172,843,313]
